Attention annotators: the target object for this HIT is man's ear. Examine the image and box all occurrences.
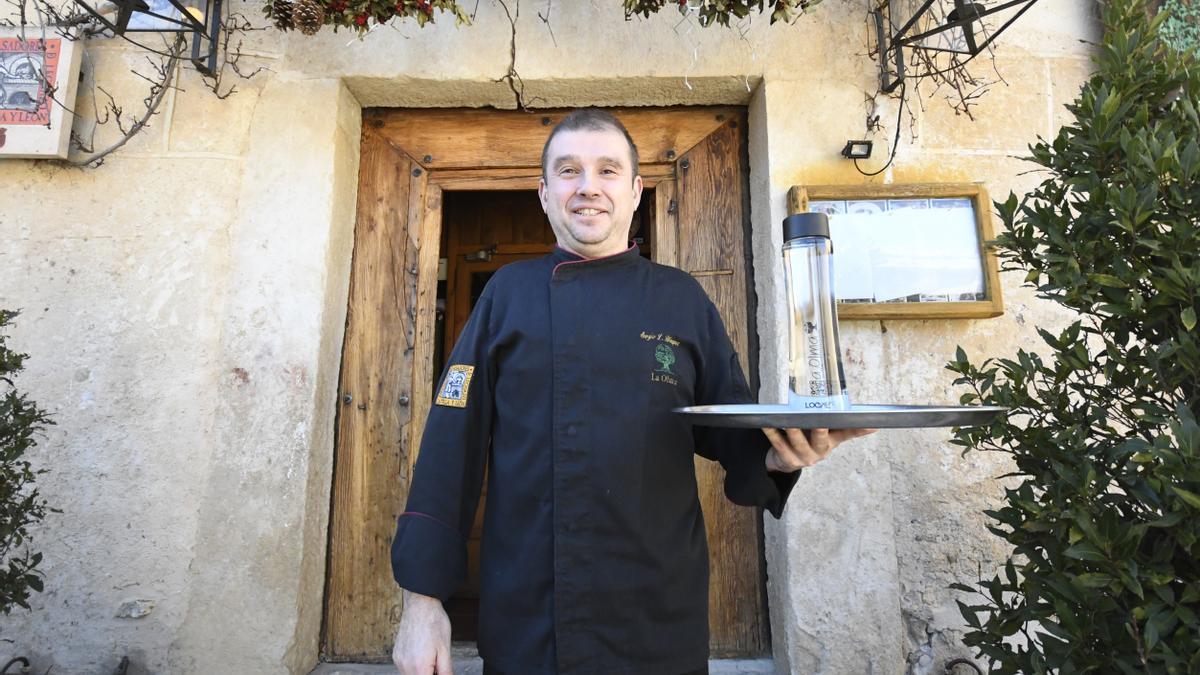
[632,175,644,209]
[538,177,549,212]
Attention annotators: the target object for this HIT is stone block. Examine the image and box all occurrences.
[999,0,1102,58]
[1047,56,1096,133]
[0,151,240,241]
[167,60,270,155]
[917,56,1050,153]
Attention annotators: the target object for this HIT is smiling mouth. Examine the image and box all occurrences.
[574,208,605,216]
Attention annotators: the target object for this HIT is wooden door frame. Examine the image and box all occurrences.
[324,107,761,661]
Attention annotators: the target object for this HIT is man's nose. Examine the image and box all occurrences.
[576,171,601,197]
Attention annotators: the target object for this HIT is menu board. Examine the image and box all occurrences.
[791,184,1004,320]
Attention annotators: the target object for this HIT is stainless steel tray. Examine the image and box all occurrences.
[673,403,1005,429]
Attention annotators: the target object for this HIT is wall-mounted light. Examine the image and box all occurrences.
[841,140,874,160]
[872,0,1040,92]
[74,0,222,75]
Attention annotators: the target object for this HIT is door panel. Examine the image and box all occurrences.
[672,119,769,656]
[324,132,433,659]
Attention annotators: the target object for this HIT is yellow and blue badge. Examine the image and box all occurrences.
[435,364,475,408]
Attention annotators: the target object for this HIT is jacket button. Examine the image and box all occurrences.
[566,425,577,437]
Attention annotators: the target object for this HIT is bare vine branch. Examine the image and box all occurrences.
[536,0,556,47]
[65,35,185,167]
[494,0,543,111]
[201,12,271,99]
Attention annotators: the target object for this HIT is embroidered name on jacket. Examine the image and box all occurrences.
[641,331,680,386]
[436,365,475,408]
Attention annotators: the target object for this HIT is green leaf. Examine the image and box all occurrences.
[1183,307,1197,331]
[1076,572,1116,588]
[1172,486,1200,509]
[1064,542,1108,562]
[1148,511,1185,528]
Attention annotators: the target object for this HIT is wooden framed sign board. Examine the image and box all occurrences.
[788,183,1004,320]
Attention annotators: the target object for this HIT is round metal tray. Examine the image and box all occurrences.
[673,403,1005,429]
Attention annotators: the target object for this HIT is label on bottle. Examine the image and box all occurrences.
[788,390,852,411]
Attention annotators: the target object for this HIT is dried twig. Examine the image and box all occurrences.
[493,0,543,111]
[201,11,271,99]
[536,0,556,47]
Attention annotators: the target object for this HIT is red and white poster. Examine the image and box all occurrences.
[0,31,82,158]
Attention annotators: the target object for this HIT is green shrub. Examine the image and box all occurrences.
[0,310,53,614]
[946,0,1200,672]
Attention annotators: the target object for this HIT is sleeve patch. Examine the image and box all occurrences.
[435,365,475,408]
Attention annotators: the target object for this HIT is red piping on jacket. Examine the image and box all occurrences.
[551,243,637,277]
[400,511,455,531]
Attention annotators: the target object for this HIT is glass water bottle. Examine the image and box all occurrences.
[782,213,850,411]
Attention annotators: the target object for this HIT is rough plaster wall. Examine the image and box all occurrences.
[0,43,247,671]
[0,0,1099,673]
[163,77,360,675]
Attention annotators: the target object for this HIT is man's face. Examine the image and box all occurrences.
[538,127,644,258]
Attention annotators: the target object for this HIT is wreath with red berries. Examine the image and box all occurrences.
[265,0,821,35]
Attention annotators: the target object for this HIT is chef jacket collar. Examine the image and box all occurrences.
[550,242,641,278]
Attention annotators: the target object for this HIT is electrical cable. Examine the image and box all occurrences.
[854,81,907,177]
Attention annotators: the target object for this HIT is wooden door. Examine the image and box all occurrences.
[324,108,766,661]
[658,120,769,656]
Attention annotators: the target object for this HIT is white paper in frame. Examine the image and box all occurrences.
[789,183,1004,320]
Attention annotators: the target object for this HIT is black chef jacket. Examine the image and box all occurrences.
[391,244,799,675]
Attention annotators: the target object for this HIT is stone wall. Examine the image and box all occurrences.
[0,1,1099,672]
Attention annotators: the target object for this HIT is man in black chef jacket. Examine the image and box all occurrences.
[390,109,874,675]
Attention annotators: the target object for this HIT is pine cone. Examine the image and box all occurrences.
[271,0,294,30]
[293,0,326,35]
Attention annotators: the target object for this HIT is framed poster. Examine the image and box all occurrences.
[0,30,83,159]
[787,183,1004,320]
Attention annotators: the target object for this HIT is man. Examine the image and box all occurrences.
[391,109,873,675]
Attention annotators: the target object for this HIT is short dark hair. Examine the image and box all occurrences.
[540,108,640,182]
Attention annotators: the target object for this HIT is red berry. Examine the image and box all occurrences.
[354,13,367,24]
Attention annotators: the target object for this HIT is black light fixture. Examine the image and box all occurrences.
[872,0,1040,92]
[74,0,222,75]
[841,140,874,160]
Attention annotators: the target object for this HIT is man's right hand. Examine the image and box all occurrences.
[392,590,453,675]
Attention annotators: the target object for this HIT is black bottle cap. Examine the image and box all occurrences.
[783,213,830,241]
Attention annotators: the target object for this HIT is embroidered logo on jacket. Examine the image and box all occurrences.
[654,344,676,374]
[436,365,475,408]
[641,331,680,387]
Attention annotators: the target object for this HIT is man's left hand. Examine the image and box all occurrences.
[761,428,876,473]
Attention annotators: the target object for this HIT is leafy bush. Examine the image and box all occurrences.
[946,0,1200,672]
[0,310,53,614]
